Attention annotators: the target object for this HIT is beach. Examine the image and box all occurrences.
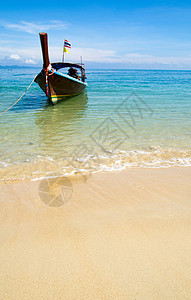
[1,166,191,299]
[0,69,191,299]
[1,0,191,297]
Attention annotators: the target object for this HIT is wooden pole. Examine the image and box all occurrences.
[62,41,65,62]
[39,33,50,69]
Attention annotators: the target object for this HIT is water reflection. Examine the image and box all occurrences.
[9,91,47,112]
[35,91,88,158]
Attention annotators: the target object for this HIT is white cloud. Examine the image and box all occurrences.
[2,20,68,34]
[61,48,191,67]
[10,54,21,60]
[1,44,191,68]
[122,53,191,67]
[48,47,117,63]
[25,58,36,64]
[0,51,38,66]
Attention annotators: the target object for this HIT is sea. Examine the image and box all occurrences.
[0,67,191,182]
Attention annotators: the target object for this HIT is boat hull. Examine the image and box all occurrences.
[35,70,87,104]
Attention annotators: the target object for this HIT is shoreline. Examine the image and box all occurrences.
[1,163,191,185]
[1,166,191,298]
[1,145,191,185]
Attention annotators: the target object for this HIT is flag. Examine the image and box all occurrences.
[64,39,71,48]
[64,47,70,53]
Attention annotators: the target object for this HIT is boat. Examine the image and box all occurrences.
[35,33,87,104]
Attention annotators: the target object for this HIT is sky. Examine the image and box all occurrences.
[1,0,191,69]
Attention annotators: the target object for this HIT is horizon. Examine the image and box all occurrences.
[1,65,191,71]
[1,1,191,70]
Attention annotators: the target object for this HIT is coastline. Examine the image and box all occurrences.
[1,145,191,185]
[1,166,191,298]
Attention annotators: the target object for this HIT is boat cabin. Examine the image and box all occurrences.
[51,62,86,82]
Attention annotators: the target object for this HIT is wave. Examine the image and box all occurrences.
[0,147,191,183]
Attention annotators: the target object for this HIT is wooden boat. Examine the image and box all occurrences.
[35,33,87,104]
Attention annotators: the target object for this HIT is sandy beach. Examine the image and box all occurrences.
[0,167,191,299]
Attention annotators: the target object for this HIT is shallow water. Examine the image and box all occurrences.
[0,68,191,181]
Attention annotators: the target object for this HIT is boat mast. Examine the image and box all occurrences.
[39,33,50,70]
[62,41,65,63]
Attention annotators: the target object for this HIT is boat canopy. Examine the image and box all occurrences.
[51,62,85,71]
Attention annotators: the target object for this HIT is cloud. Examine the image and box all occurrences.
[2,20,68,34]
[1,45,191,69]
[50,47,118,63]
[122,53,191,67]
[65,48,191,67]
[25,58,36,64]
[0,52,37,66]
[10,54,22,61]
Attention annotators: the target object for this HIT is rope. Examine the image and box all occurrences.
[43,66,54,96]
[0,76,36,116]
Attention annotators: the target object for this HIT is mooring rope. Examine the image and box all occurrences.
[0,76,36,116]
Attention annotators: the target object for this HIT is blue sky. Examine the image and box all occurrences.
[1,0,191,69]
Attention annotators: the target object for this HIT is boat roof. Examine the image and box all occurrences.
[51,62,85,71]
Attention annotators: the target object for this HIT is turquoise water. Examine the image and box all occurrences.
[0,68,191,181]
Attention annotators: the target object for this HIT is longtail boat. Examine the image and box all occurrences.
[35,33,87,104]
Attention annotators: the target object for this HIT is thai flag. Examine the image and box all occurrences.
[64,39,71,48]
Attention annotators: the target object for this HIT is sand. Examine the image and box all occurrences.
[0,167,191,299]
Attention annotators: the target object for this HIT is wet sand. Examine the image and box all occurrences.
[0,167,191,299]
